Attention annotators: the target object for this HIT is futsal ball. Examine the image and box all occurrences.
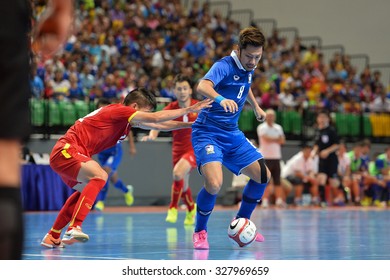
[227,218,257,247]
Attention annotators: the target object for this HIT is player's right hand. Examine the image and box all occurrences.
[220,99,238,113]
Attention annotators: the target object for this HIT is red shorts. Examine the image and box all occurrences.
[50,140,92,188]
[173,151,197,168]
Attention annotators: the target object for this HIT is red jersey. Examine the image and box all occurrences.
[164,99,198,158]
[60,104,137,157]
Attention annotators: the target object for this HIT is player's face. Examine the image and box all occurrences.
[174,81,192,102]
[238,45,263,71]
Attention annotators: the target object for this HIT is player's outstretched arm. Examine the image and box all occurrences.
[136,121,193,132]
[132,99,212,123]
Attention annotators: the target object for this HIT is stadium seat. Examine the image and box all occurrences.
[362,114,372,137]
[370,113,381,137]
[291,111,302,135]
[58,101,77,126]
[347,114,361,137]
[281,111,292,134]
[47,100,61,127]
[335,113,348,137]
[30,99,45,127]
[74,100,90,119]
[238,109,255,132]
[89,101,96,112]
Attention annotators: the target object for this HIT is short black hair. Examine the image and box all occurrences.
[123,87,157,111]
[96,98,111,108]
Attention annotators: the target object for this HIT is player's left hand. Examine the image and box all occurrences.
[255,109,266,122]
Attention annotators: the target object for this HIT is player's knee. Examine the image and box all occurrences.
[205,179,222,195]
[172,171,184,181]
[96,170,109,182]
[257,159,271,184]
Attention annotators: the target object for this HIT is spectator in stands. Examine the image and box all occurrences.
[50,69,70,101]
[181,27,206,62]
[30,64,44,99]
[257,109,287,208]
[370,87,390,113]
[368,148,390,207]
[67,73,85,101]
[101,73,120,102]
[333,141,352,205]
[282,143,319,206]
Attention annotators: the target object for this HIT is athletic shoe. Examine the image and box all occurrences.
[261,198,269,209]
[165,207,178,223]
[62,226,89,245]
[193,230,209,250]
[275,198,287,208]
[184,204,196,225]
[255,232,265,242]
[40,233,65,249]
[124,185,134,206]
[94,201,105,211]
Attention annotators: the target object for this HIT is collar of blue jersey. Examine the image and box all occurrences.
[230,50,257,72]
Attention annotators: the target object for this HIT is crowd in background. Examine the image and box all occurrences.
[29,0,390,208]
[30,0,390,113]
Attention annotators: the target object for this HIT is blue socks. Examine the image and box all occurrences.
[237,179,267,219]
[114,179,128,193]
[195,187,217,232]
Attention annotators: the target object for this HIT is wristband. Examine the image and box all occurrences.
[214,95,226,104]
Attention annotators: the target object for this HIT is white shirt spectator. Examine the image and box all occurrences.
[257,122,285,159]
[282,151,318,178]
[337,152,351,176]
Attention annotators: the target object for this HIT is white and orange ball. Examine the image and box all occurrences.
[227,218,257,247]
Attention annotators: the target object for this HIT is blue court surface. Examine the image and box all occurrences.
[23,206,390,260]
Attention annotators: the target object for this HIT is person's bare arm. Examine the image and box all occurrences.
[32,0,74,58]
[141,130,160,141]
[247,88,266,122]
[134,121,193,131]
[128,130,136,157]
[131,99,211,123]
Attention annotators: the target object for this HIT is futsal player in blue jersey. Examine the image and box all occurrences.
[191,26,270,249]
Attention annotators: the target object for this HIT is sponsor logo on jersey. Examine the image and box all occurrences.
[321,135,329,143]
[205,144,215,154]
[233,75,240,81]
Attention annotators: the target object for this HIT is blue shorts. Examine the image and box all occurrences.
[98,144,123,172]
[192,122,263,175]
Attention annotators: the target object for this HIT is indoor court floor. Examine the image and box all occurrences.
[23,206,390,260]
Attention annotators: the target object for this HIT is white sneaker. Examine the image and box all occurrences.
[275,198,287,208]
[62,226,89,245]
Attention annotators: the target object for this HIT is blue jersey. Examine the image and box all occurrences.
[195,51,254,129]
[98,142,123,171]
[192,51,262,175]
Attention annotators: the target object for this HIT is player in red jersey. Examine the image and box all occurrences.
[40,88,212,248]
[142,75,198,225]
